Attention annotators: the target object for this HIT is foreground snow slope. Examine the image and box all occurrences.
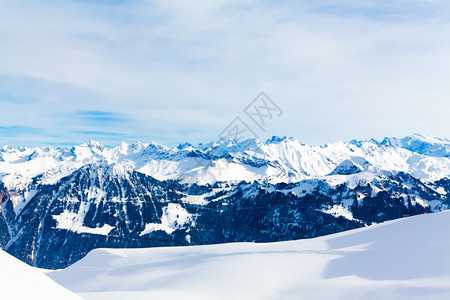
[0,250,81,300]
[49,210,450,300]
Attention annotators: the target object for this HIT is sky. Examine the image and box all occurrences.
[0,0,449,148]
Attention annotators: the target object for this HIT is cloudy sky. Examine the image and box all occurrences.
[1,0,449,147]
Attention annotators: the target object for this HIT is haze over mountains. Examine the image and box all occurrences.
[0,134,449,268]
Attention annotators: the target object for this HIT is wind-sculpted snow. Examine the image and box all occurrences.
[48,211,450,300]
[0,135,449,269]
[0,249,81,299]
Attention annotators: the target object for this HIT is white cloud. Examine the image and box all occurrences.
[0,0,449,147]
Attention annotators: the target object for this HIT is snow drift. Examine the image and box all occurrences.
[0,249,80,299]
[48,210,450,300]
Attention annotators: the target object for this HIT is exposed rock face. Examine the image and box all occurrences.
[1,163,446,269]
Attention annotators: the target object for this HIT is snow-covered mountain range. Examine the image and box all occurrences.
[0,134,449,268]
[1,134,449,190]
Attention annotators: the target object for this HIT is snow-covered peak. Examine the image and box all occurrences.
[142,141,170,156]
[266,135,287,144]
[131,141,148,152]
[177,142,194,150]
[117,141,129,152]
[380,134,450,157]
[328,159,366,175]
[198,137,260,157]
[408,133,449,144]
[81,140,105,152]
[265,135,299,145]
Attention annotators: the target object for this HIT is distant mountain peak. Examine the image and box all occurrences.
[267,136,286,143]
[81,140,105,151]
[328,159,368,176]
[379,134,450,157]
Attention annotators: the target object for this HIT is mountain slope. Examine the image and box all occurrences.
[3,160,447,269]
[48,210,450,300]
[0,249,81,300]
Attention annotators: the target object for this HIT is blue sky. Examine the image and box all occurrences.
[0,0,449,147]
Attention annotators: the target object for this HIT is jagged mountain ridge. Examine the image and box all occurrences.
[0,134,449,269]
[1,133,449,189]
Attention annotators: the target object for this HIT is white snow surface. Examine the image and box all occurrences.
[52,210,114,235]
[322,204,356,221]
[140,203,194,235]
[0,249,81,299]
[49,210,450,300]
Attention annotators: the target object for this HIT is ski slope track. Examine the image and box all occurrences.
[48,210,450,300]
